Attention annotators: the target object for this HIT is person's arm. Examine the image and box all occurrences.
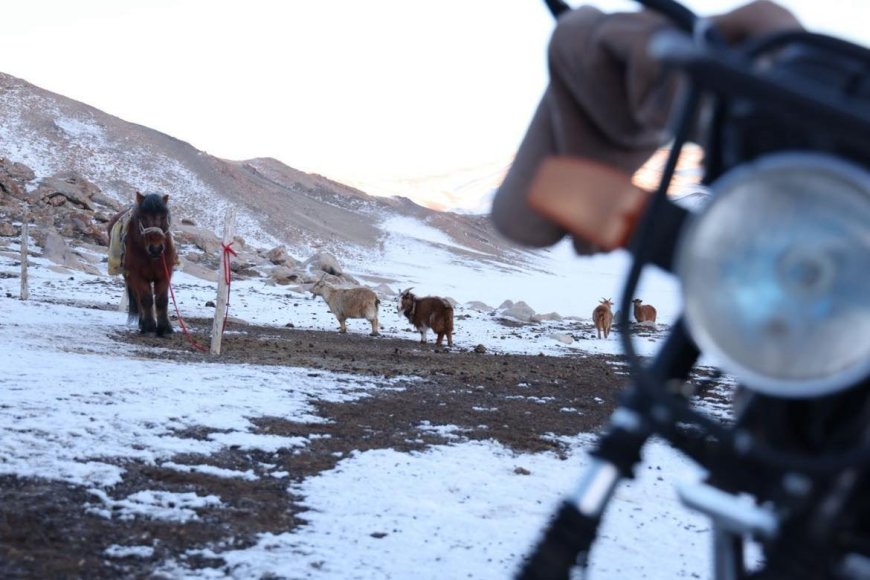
[491,1,802,254]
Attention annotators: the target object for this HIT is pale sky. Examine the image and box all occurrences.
[1,0,868,184]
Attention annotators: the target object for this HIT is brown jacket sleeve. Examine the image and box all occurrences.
[491,2,802,253]
[491,7,678,251]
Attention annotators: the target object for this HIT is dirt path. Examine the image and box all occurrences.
[0,319,714,578]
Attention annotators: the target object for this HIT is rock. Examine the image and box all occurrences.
[372,283,395,296]
[269,265,301,285]
[229,235,246,251]
[35,172,102,211]
[265,245,294,266]
[41,227,95,273]
[303,251,343,276]
[532,312,562,322]
[177,259,218,282]
[474,344,487,354]
[42,228,72,264]
[1,157,35,185]
[0,159,29,200]
[174,224,222,255]
[548,333,574,345]
[465,301,494,313]
[65,212,108,246]
[499,301,536,323]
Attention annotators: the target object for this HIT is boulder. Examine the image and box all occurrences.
[269,265,301,285]
[532,312,562,322]
[548,333,574,345]
[265,245,294,266]
[465,301,494,313]
[35,172,103,211]
[372,283,395,296]
[303,251,343,276]
[499,300,536,323]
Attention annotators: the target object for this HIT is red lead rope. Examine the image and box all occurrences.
[162,254,208,352]
[162,241,237,353]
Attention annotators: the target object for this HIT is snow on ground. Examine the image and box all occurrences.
[0,240,725,579]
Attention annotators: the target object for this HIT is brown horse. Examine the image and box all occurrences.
[107,192,177,336]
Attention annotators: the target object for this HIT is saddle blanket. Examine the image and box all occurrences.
[107,208,132,276]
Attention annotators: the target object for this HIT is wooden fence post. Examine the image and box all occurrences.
[210,208,237,355]
[20,221,29,301]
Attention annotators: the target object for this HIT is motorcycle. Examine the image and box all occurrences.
[517,1,870,578]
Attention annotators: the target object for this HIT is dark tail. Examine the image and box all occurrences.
[126,282,139,325]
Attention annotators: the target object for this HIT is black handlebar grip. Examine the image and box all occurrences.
[516,500,601,580]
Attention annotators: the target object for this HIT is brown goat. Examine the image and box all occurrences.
[592,298,614,339]
[632,299,657,324]
[398,288,454,347]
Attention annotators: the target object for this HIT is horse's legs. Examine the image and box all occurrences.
[132,278,157,334]
[153,278,174,337]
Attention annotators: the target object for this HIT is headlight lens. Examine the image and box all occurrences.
[676,152,870,398]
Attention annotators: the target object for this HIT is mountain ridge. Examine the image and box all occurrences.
[0,71,533,272]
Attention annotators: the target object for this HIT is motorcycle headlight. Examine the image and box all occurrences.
[676,152,870,398]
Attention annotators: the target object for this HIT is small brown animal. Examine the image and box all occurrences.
[592,298,614,339]
[398,288,454,347]
[632,299,657,324]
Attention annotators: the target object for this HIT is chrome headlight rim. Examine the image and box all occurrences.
[676,151,870,398]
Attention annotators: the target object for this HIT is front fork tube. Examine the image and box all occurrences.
[517,322,701,579]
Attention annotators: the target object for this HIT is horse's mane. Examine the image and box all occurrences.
[136,192,170,217]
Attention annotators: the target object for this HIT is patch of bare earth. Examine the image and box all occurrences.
[0,318,728,578]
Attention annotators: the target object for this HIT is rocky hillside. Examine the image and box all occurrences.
[0,71,537,285]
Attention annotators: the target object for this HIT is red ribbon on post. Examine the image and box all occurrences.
[220,241,238,333]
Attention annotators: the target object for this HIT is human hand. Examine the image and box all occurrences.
[711,0,803,45]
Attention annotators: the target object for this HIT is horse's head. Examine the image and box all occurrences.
[134,191,171,258]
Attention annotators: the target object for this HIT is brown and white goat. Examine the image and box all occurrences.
[632,299,657,324]
[309,276,380,336]
[592,298,614,339]
[398,288,454,347]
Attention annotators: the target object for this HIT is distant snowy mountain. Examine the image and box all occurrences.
[0,72,536,265]
[0,71,680,319]
[336,160,509,214]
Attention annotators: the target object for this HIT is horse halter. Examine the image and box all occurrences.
[136,215,168,240]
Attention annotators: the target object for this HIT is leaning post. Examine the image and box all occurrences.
[210,207,237,355]
[20,220,29,300]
